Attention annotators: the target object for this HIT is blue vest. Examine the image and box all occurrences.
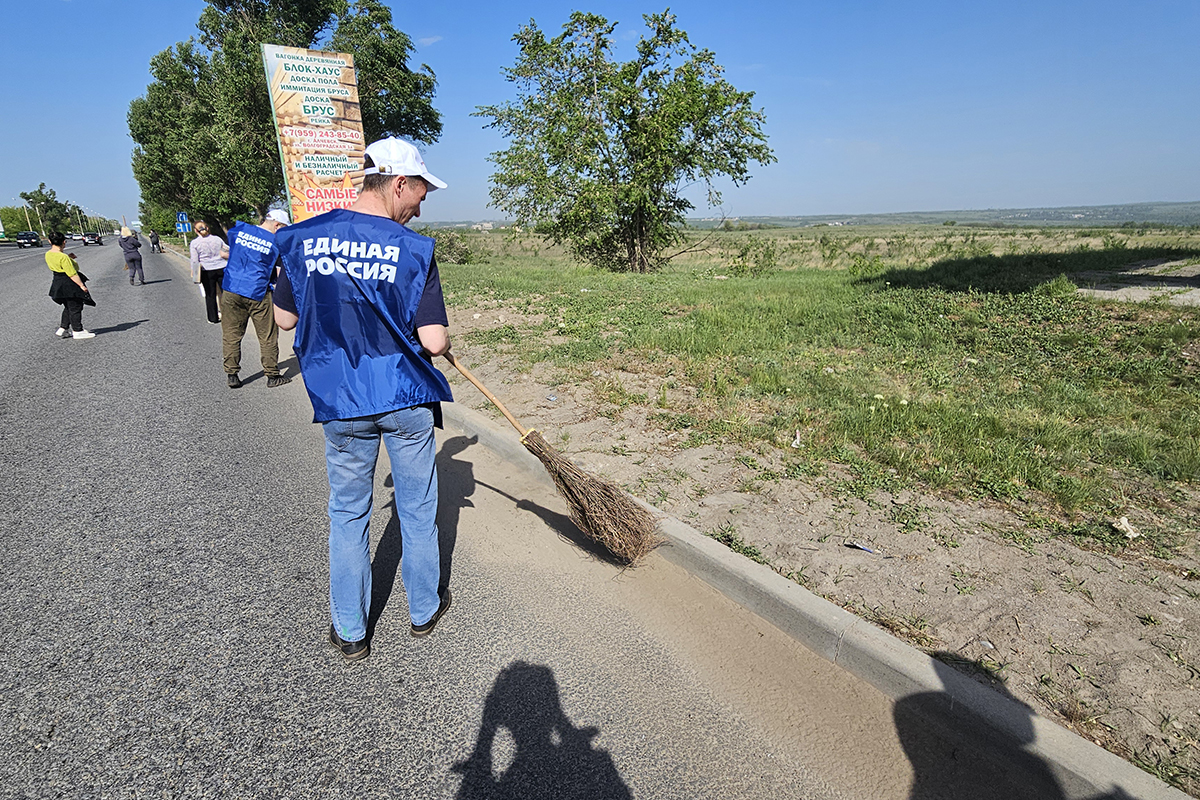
[222,222,278,301]
[275,209,453,423]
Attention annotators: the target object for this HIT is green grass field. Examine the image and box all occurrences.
[443,224,1200,557]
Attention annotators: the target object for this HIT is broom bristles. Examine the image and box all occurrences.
[520,429,661,565]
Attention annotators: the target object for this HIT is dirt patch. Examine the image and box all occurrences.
[444,304,1200,796]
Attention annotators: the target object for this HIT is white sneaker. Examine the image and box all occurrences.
[72,329,96,340]
[54,327,68,338]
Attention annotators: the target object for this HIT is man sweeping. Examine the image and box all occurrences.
[273,137,453,663]
[221,209,293,389]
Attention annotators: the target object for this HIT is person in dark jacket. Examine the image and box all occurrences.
[46,231,96,339]
[148,229,162,253]
[119,227,144,285]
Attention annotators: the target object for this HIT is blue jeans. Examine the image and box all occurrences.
[322,405,442,642]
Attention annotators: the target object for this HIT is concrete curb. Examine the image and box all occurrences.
[441,401,1187,800]
[161,243,190,267]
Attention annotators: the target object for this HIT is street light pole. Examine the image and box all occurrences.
[16,199,32,231]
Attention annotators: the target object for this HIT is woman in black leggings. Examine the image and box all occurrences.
[119,226,144,285]
[46,231,96,339]
[189,222,228,323]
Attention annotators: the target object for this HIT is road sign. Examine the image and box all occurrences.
[176,222,192,233]
[177,212,189,223]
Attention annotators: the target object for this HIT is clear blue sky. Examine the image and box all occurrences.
[1,0,1196,223]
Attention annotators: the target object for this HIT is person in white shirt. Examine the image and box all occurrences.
[189,222,229,324]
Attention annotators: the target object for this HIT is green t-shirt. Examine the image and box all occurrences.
[46,250,78,277]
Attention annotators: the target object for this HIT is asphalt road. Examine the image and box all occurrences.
[1,242,1113,799]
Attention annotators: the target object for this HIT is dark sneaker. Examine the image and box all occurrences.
[411,589,452,637]
[328,625,370,662]
[227,373,242,389]
[266,374,292,388]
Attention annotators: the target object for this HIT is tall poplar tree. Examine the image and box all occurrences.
[128,0,440,228]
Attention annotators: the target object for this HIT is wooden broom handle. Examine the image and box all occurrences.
[442,352,528,437]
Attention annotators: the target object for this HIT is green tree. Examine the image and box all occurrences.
[139,199,180,238]
[65,203,94,234]
[128,0,440,229]
[19,184,71,235]
[475,10,774,273]
[0,207,31,237]
[327,0,440,144]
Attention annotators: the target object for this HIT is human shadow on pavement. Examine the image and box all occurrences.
[365,434,471,636]
[277,355,300,376]
[237,358,296,386]
[453,661,632,800]
[896,654,1136,800]
[434,435,475,597]
[137,278,172,285]
[92,319,149,335]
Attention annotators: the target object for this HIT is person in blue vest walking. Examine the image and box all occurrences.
[221,209,293,389]
[274,137,453,663]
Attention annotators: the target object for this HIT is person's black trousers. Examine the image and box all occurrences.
[127,256,144,284]
[59,299,83,331]
[200,267,224,323]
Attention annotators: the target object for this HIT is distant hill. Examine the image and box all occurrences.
[689,200,1200,229]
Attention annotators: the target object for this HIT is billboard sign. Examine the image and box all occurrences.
[262,44,365,223]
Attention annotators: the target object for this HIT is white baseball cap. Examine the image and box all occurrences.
[266,209,290,224]
[362,137,447,191]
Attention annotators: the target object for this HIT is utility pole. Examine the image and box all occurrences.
[33,203,46,239]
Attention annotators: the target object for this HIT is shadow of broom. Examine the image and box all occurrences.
[444,352,661,565]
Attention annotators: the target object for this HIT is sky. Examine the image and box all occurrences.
[1,0,1197,224]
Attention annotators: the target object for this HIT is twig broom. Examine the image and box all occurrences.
[443,352,661,565]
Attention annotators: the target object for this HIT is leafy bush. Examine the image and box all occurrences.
[1102,233,1128,251]
[727,237,778,276]
[417,227,486,264]
[848,252,886,276]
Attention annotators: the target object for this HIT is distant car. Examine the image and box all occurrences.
[82,232,103,245]
[69,233,83,240]
[15,232,42,248]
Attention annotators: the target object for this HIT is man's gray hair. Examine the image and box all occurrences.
[362,172,398,195]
